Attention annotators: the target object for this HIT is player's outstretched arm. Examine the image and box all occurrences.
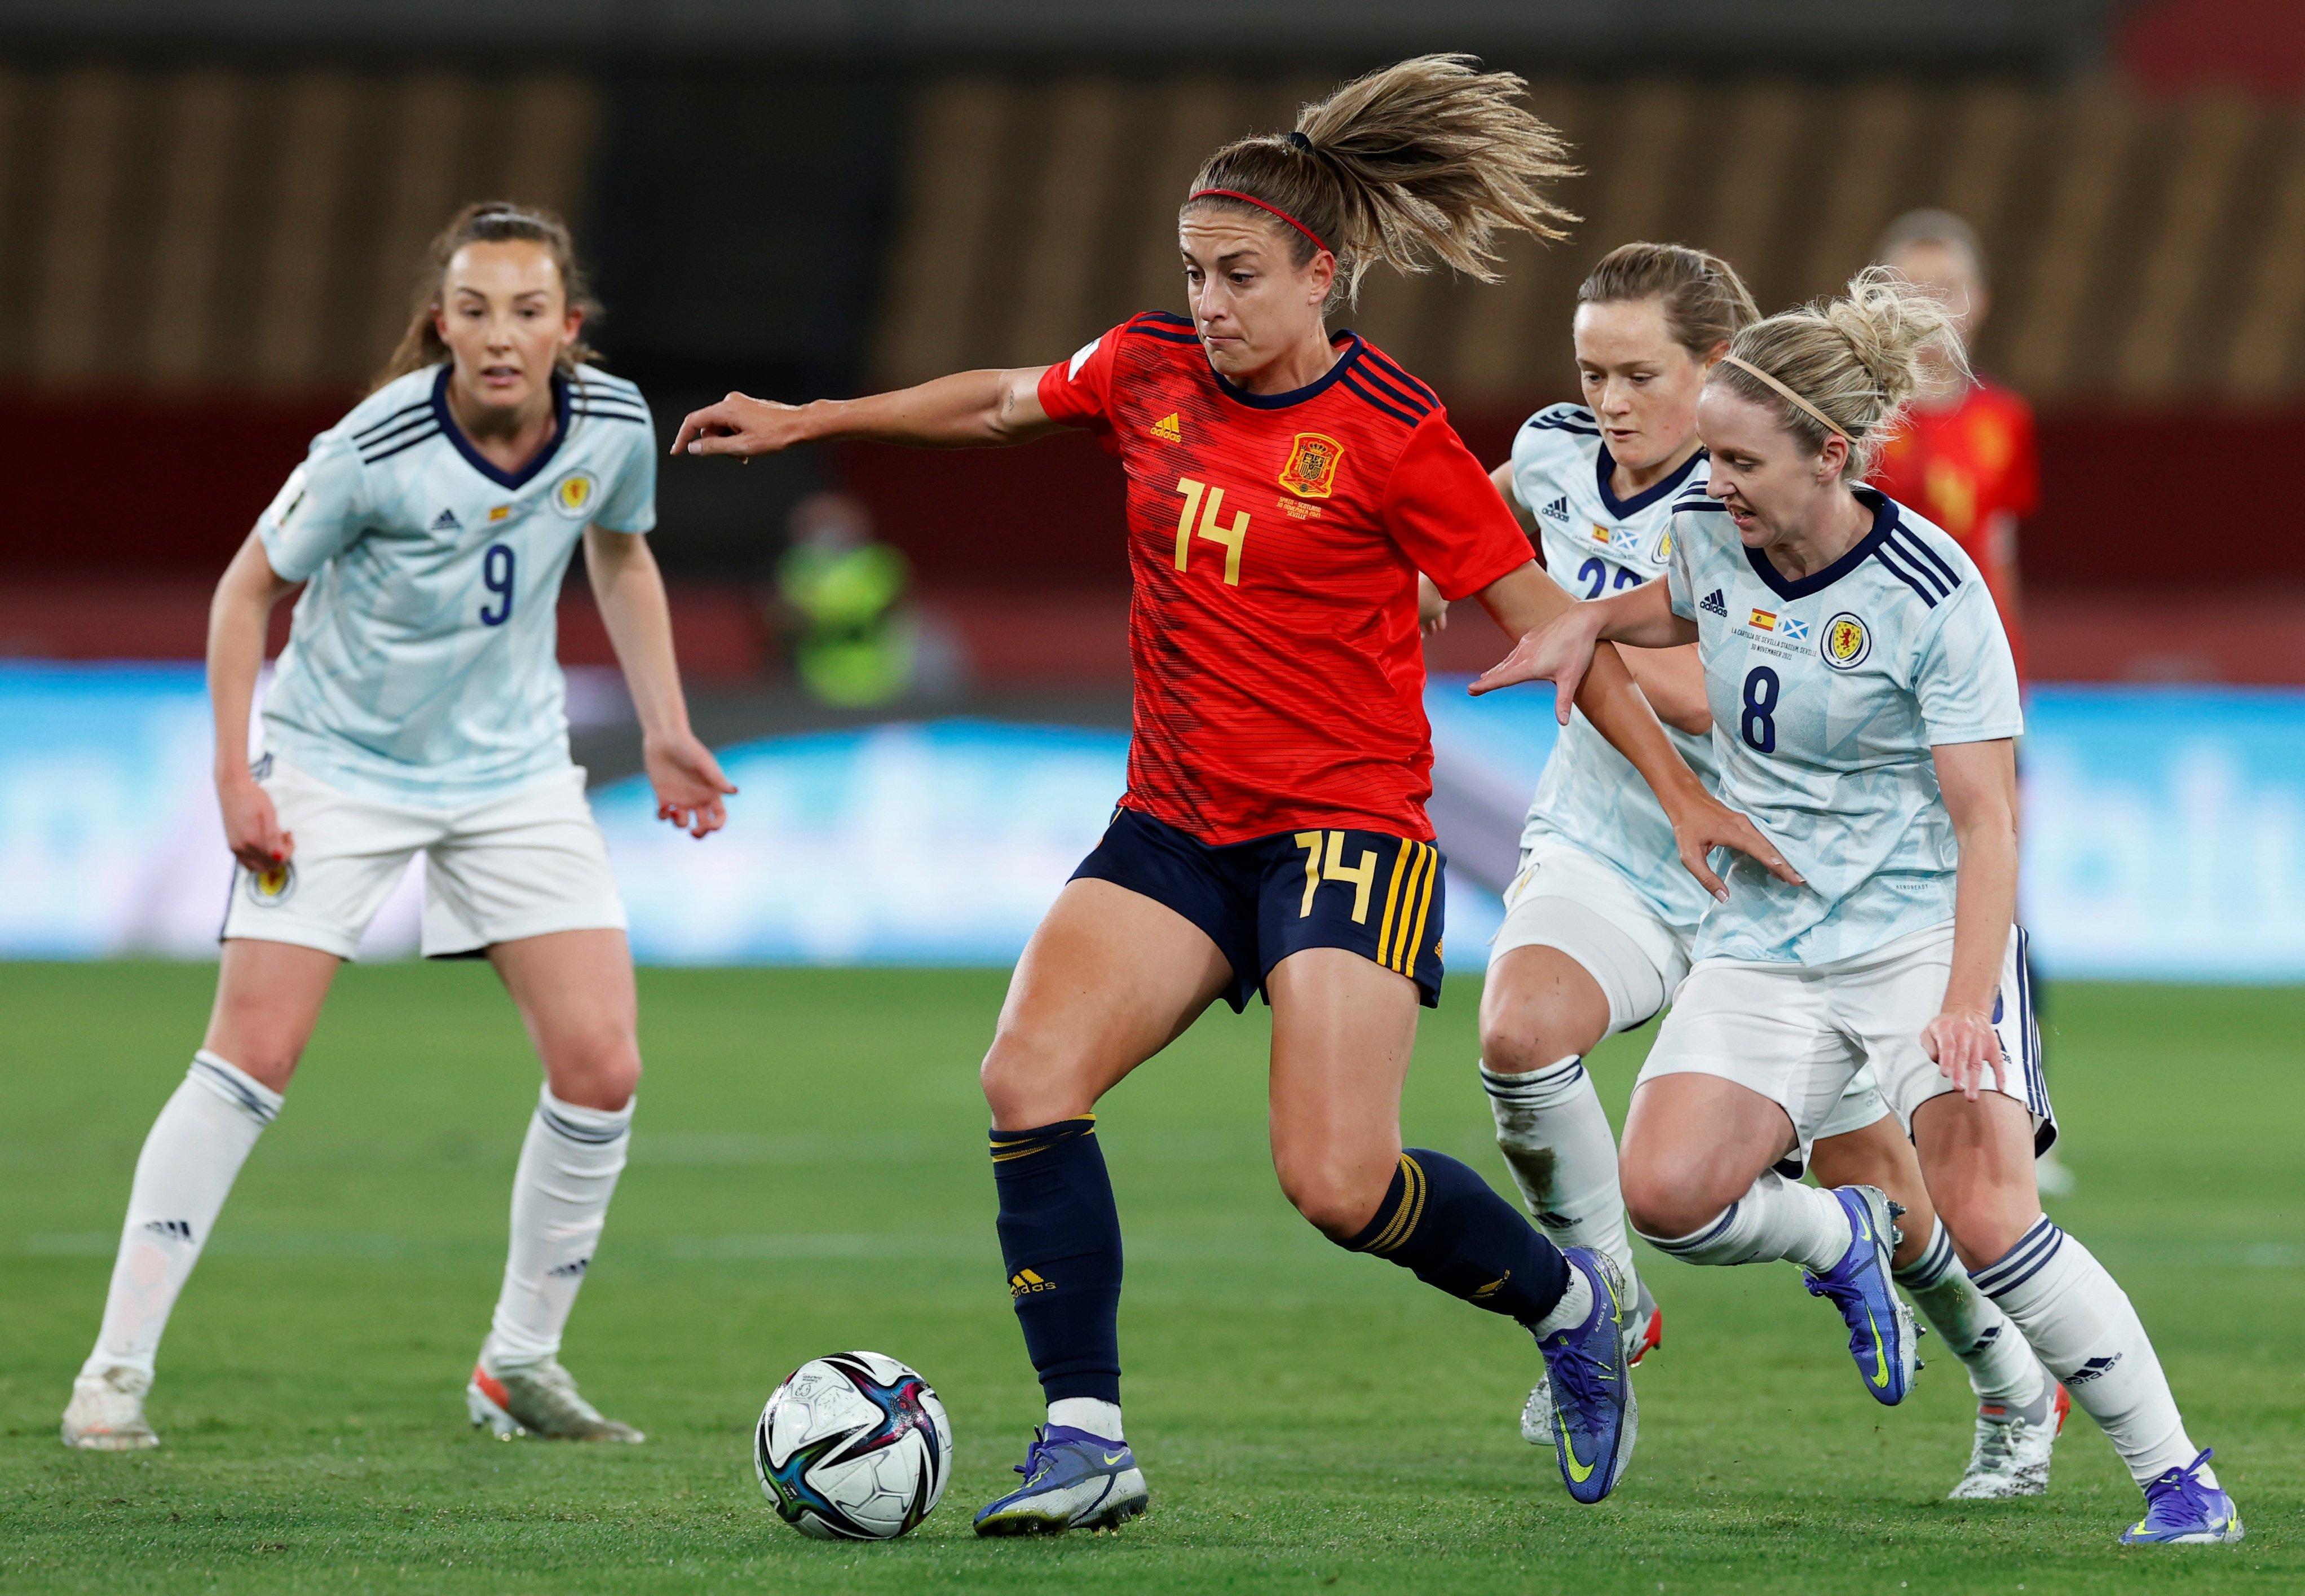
[1924,737,2020,1100]
[208,533,299,870]
[584,525,738,839]
[1468,565,1799,899]
[671,367,1067,459]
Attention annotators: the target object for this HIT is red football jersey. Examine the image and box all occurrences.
[1871,378,2038,679]
[1039,312,1531,845]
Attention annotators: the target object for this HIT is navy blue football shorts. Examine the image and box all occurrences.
[1070,806,1446,1012]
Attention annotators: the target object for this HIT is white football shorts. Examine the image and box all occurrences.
[220,758,627,960]
[1635,920,2054,1166]
[1495,838,1891,1138]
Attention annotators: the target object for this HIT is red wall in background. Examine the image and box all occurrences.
[5,391,2298,683]
[838,432,1129,586]
[8,390,2293,596]
[845,406,2305,596]
[2118,0,2305,97]
[0,391,345,574]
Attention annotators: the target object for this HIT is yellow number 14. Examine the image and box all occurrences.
[1173,477,1247,586]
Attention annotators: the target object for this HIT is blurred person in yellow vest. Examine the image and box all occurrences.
[778,490,915,707]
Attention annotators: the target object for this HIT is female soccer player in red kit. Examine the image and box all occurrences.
[677,56,1791,1529]
[1869,210,2037,680]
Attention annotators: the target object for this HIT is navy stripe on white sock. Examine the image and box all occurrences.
[190,1054,279,1125]
[536,1102,629,1145]
[1893,1222,1957,1290]
[1644,1201,1739,1259]
[1971,1215,2065,1298]
[1480,1060,1584,1102]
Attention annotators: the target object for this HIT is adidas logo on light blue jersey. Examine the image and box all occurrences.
[1700,589,1728,616]
[1540,496,1570,521]
[431,509,462,531]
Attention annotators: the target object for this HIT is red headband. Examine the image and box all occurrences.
[1188,188,1330,255]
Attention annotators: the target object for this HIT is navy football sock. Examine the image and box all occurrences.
[990,1116,1123,1405]
[1340,1148,1571,1327]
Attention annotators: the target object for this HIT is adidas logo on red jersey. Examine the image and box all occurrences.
[1150,412,1182,443]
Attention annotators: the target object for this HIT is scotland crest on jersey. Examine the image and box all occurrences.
[257,364,657,806]
[1508,402,1720,930]
[1665,486,2023,965]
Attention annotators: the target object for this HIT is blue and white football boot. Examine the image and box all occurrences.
[1522,1271,1658,1446]
[973,1424,1148,1536]
[1535,1247,1638,1505]
[2119,1449,2244,1545]
[1803,1186,1919,1407]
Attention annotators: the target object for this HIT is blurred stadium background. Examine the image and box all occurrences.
[3,0,2303,977]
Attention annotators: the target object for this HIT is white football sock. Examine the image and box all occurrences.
[1482,1058,1636,1284]
[1894,1219,2044,1409]
[1530,1256,1596,1338]
[1047,1398,1124,1442]
[1973,1215,2207,1488]
[1638,1170,1849,1272]
[81,1052,282,1387]
[483,1087,632,1368]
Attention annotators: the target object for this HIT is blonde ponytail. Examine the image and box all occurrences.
[1184,54,1577,310]
[1711,267,1967,480]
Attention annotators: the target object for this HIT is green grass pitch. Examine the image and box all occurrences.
[2,962,2298,1593]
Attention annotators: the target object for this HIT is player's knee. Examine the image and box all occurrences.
[1273,1154,1384,1241]
[1476,1009,1561,1077]
[978,1030,1085,1131]
[544,1031,641,1112]
[1931,1191,2033,1270]
[1619,1161,1720,1241]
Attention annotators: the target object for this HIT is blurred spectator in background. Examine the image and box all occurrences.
[1870,210,2037,683]
[776,490,915,707]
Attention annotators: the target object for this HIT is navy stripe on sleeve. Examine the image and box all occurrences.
[1337,371,1424,428]
[1888,525,1961,593]
[361,426,441,465]
[1871,543,1942,608]
[351,398,434,444]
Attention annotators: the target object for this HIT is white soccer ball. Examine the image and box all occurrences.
[753,1351,953,1540]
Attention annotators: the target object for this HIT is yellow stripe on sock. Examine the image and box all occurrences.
[1364,1153,1427,1255]
[988,1113,1097,1160]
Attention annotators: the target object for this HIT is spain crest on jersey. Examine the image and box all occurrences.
[1278,432,1344,499]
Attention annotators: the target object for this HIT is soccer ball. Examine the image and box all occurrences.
[753,1351,953,1540]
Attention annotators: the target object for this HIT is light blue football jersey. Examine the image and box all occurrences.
[1508,403,1720,931]
[257,364,657,806]
[1665,485,2023,964]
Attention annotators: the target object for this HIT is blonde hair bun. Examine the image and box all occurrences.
[1714,266,1969,479]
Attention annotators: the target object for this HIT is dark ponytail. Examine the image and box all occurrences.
[373,201,603,391]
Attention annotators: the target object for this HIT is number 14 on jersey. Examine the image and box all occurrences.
[1174,477,1247,586]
